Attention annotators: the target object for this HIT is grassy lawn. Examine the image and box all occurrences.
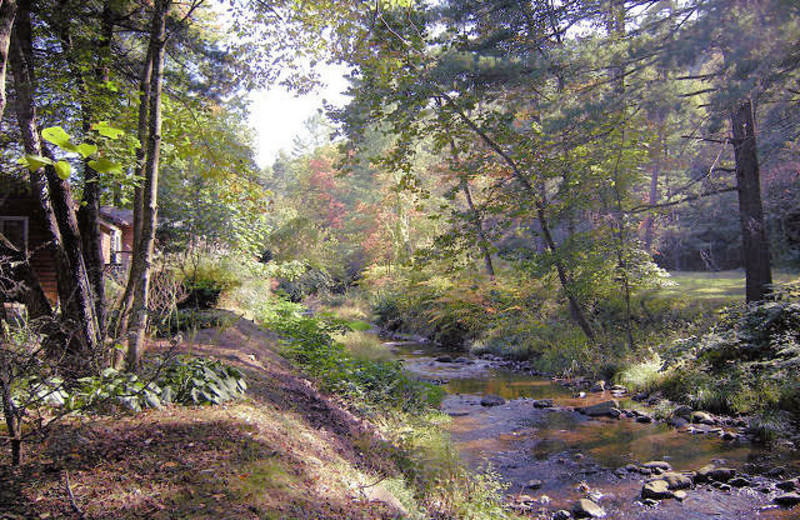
[662,270,799,304]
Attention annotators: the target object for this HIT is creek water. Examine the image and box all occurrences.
[386,339,800,519]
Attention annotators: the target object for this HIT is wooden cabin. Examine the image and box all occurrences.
[1,175,134,304]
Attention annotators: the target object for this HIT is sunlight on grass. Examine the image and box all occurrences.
[332,330,393,361]
[660,270,799,303]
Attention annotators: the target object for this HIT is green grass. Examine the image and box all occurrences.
[661,270,799,303]
[332,330,394,362]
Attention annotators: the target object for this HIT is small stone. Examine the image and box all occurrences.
[525,479,543,490]
[765,466,787,478]
[695,465,736,483]
[642,498,659,507]
[446,410,470,417]
[590,380,606,392]
[533,399,555,408]
[711,482,731,491]
[633,392,649,401]
[691,411,716,425]
[553,510,572,520]
[610,384,627,393]
[636,415,653,423]
[572,498,606,518]
[668,417,689,428]
[673,405,693,419]
[777,480,798,492]
[642,461,672,472]
[774,493,800,507]
[480,394,505,407]
[657,472,693,490]
[721,431,738,441]
[577,400,620,418]
[642,480,674,500]
[729,477,751,488]
[624,464,638,472]
[674,490,687,501]
[435,355,453,363]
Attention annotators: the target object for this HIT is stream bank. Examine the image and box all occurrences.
[385,337,800,519]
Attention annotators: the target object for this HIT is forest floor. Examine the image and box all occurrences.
[0,315,411,520]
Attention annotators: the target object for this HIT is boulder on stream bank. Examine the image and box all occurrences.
[480,394,506,407]
[576,400,620,418]
[694,464,736,483]
[572,498,606,518]
[774,493,800,507]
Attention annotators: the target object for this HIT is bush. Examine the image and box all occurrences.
[151,309,228,338]
[646,284,800,418]
[257,297,442,414]
[67,357,247,413]
[177,246,244,309]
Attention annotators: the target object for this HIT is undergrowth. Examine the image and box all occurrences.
[619,283,800,436]
[256,295,515,519]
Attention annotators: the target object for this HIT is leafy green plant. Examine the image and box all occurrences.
[66,357,247,413]
[159,357,247,406]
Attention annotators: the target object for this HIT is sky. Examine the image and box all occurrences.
[247,64,351,169]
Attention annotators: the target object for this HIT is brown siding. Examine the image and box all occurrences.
[1,197,58,304]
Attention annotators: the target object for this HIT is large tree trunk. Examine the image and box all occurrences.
[10,0,100,373]
[0,0,17,122]
[730,99,772,302]
[53,0,110,334]
[125,0,169,370]
[113,44,152,355]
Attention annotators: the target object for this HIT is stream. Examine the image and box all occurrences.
[385,338,800,519]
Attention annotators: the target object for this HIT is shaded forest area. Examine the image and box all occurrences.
[1,0,800,519]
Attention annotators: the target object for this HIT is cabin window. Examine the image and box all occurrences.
[111,229,122,264]
[0,217,28,252]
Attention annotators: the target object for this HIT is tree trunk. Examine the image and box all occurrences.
[125,0,169,371]
[439,92,595,341]
[0,0,17,122]
[10,0,100,373]
[114,43,152,354]
[53,0,109,334]
[460,176,495,277]
[730,99,772,302]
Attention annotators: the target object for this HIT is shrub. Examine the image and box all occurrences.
[67,357,247,413]
[177,246,243,309]
[257,298,442,414]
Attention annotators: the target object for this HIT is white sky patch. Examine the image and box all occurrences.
[248,63,351,168]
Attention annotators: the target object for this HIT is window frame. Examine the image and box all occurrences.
[0,216,29,252]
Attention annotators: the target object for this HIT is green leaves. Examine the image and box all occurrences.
[91,121,125,139]
[54,160,71,180]
[20,154,54,171]
[88,157,123,175]
[63,357,247,413]
[42,126,74,150]
[18,125,124,180]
